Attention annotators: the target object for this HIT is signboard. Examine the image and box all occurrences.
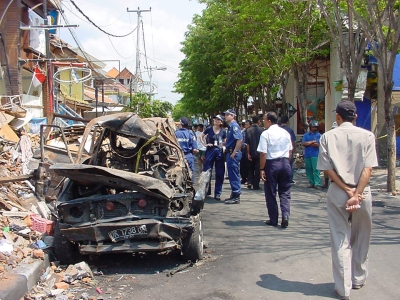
[48,10,59,34]
[28,10,46,55]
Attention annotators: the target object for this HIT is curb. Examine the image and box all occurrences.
[0,254,49,300]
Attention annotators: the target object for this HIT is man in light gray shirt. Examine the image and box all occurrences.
[317,101,378,300]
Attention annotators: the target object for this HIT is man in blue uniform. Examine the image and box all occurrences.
[223,109,243,204]
[175,117,198,181]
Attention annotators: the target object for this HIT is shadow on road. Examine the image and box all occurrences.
[87,250,186,276]
[256,273,335,299]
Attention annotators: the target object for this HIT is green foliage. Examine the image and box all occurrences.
[175,0,329,116]
[123,93,174,118]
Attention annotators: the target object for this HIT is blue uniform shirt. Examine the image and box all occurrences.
[175,128,198,154]
[204,126,226,146]
[226,120,243,149]
[302,131,321,158]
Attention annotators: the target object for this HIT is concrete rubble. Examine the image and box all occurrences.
[23,260,104,300]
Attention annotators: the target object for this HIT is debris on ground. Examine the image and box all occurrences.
[24,261,100,300]
[0,133,56,281]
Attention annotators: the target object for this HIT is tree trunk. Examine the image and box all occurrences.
[386,119,396,193]
[376,71,387,164]
[280,71,289,116]
[384,82,396,193]
[294,65,308,132]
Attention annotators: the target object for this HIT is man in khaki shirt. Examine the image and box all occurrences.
[317,101,378,300]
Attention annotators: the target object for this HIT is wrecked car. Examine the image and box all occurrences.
[51,113,207,264]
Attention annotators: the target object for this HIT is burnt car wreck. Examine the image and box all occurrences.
[51,113,208,264]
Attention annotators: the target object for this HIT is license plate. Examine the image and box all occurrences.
[108,225,148,242]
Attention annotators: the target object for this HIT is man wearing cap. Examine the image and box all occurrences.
[175,117,198,181]
[223,109,243,204]
[317,100,378,300]
[257,112,293,228]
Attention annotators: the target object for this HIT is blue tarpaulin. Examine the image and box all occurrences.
[392,54,400,91]
[355,97,371,131]
[28,117,47,134]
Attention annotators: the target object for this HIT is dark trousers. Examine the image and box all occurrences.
[240,149,248,183]
[263,158,291,224]
[247,156,260,189]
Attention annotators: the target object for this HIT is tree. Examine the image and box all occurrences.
[316,0,368,102]
[151,99,173,118]
[348,0,400,193]
[124,93,173,118]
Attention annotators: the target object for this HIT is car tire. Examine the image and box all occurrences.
[181,217,204,262]
[53,222,82,265]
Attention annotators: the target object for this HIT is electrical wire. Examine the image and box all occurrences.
[57,2,107,80]
[107,35,136,60]
[141,20,151,78]
[70,0,137,38]
[150,10,156,69]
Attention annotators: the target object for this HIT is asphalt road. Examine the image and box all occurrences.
[73,168,400,300]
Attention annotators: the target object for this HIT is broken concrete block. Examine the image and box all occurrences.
[51,288,65,296]
[33,249,44,259]
[74,261,93,280]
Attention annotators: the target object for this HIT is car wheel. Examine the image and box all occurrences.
[53,222,82,265]
[181,217,204,262]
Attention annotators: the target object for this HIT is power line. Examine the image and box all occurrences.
[57,2,107,79]
[107,35,136,60]
[141,20,151,78]
[70,0,137,38]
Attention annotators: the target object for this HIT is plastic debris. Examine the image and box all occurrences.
[0,239,13,255]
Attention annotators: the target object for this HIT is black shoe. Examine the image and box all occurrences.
[224,195,240,204]
[214,196,221,201]
[265,220,278,226]
[281,216,289,228]
[247,184,252,189]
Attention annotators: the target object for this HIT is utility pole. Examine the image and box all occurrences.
[127,7,151,96]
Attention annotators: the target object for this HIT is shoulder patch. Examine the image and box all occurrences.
[233,126,239,132]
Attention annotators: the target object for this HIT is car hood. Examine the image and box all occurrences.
[50,163,174,199]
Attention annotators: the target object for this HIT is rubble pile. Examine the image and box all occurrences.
[0,134,56,283]
[0,215,48,275]
[24,261,105,300]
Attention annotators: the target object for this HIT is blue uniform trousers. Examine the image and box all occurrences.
[185,153,195,182]
[203,147,225,197]
[263,157,291,224]
[226,151,242,196]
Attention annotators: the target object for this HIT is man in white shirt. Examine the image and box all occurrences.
[257,112,293,228]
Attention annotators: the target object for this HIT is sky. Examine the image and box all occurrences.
[59,0,206,105]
